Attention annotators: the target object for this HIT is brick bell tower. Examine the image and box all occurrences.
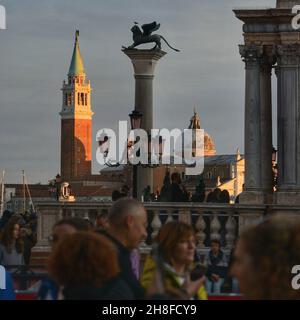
[60,30,93,180]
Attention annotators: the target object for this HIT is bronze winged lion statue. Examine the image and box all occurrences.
[125,21,180,52]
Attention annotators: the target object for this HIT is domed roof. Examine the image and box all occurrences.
[204,132,216,156]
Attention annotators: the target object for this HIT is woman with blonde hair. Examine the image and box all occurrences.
[141,221,207,299]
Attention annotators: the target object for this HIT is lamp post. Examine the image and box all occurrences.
[129,110,143,198]
[272,147,278,191]
[99,110,163,199]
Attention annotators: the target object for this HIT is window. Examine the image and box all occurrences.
[81,93,85,105]
[67,93,72,106]
[78,93,80,105]
[85,94,87,106]
[231,165,236,179]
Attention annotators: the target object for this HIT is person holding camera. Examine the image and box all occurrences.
[141,221,207,300]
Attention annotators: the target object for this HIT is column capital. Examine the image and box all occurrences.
[276,44,300,66]
[122,48,167,75]
[239,44,263,67]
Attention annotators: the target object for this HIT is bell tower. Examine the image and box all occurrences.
[60,30,93,180]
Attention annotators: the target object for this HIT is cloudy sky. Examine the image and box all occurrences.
[0,0,277,183]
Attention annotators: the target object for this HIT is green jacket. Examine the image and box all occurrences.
[140,255,208,300]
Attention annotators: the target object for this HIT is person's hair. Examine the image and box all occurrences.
[238,217,300,299]
[53,217,93,232]
[108,197,144,228]
[213,188,222,201]
[171,172,181,184]
[206,191,214,203]
[219,190,230,203]
[155,221,195,265]
[48,232,120,288]
[0,221,23,254]
[210,239,221,247]
[112,190,122,201]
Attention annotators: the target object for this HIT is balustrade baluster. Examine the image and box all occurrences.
[195,211,206,248]
[151,210,162,241]
[210,212,221,241]
[225,214,237,249]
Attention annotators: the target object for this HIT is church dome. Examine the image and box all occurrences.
[204,132,216,156]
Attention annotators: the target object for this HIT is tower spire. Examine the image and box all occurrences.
[68,30,85,76]
[189,107,201,129]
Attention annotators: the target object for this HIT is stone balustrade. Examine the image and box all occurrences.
[34,200,300,262]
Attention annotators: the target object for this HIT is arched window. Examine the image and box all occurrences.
[67,93,72,106]
[78,93,81,105]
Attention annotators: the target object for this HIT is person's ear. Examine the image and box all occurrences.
[125,214,133,229]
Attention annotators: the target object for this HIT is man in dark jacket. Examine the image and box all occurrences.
[170,172,189,202]
[98,198,147,299]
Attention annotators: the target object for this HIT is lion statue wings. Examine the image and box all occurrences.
[125,21,180,52]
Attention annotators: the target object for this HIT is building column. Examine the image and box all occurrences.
[239,44,265,204]
[275,44,300,205]
[260,50,275,200]
[123,49,166,200]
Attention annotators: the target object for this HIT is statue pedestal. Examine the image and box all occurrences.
[238,190,273,205]
[123,49,166,199]
[275,190,300,206]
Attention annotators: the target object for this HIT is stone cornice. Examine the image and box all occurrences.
[234,8,295,24]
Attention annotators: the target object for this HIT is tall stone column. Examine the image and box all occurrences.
[275,44,300,205]
[123,49,166,200]
[239,44,265,204]
[260,50,275,199]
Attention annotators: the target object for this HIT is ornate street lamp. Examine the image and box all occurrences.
[129,110,143,131]
[129,110,142,198]
[98,132,110,158]
[101,109,163,198]
[272,147,277,163]
[272,146,278,191]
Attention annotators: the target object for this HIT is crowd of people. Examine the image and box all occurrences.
[142,172,231,203]
[112,172,232,204]
[1,198,300,300]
